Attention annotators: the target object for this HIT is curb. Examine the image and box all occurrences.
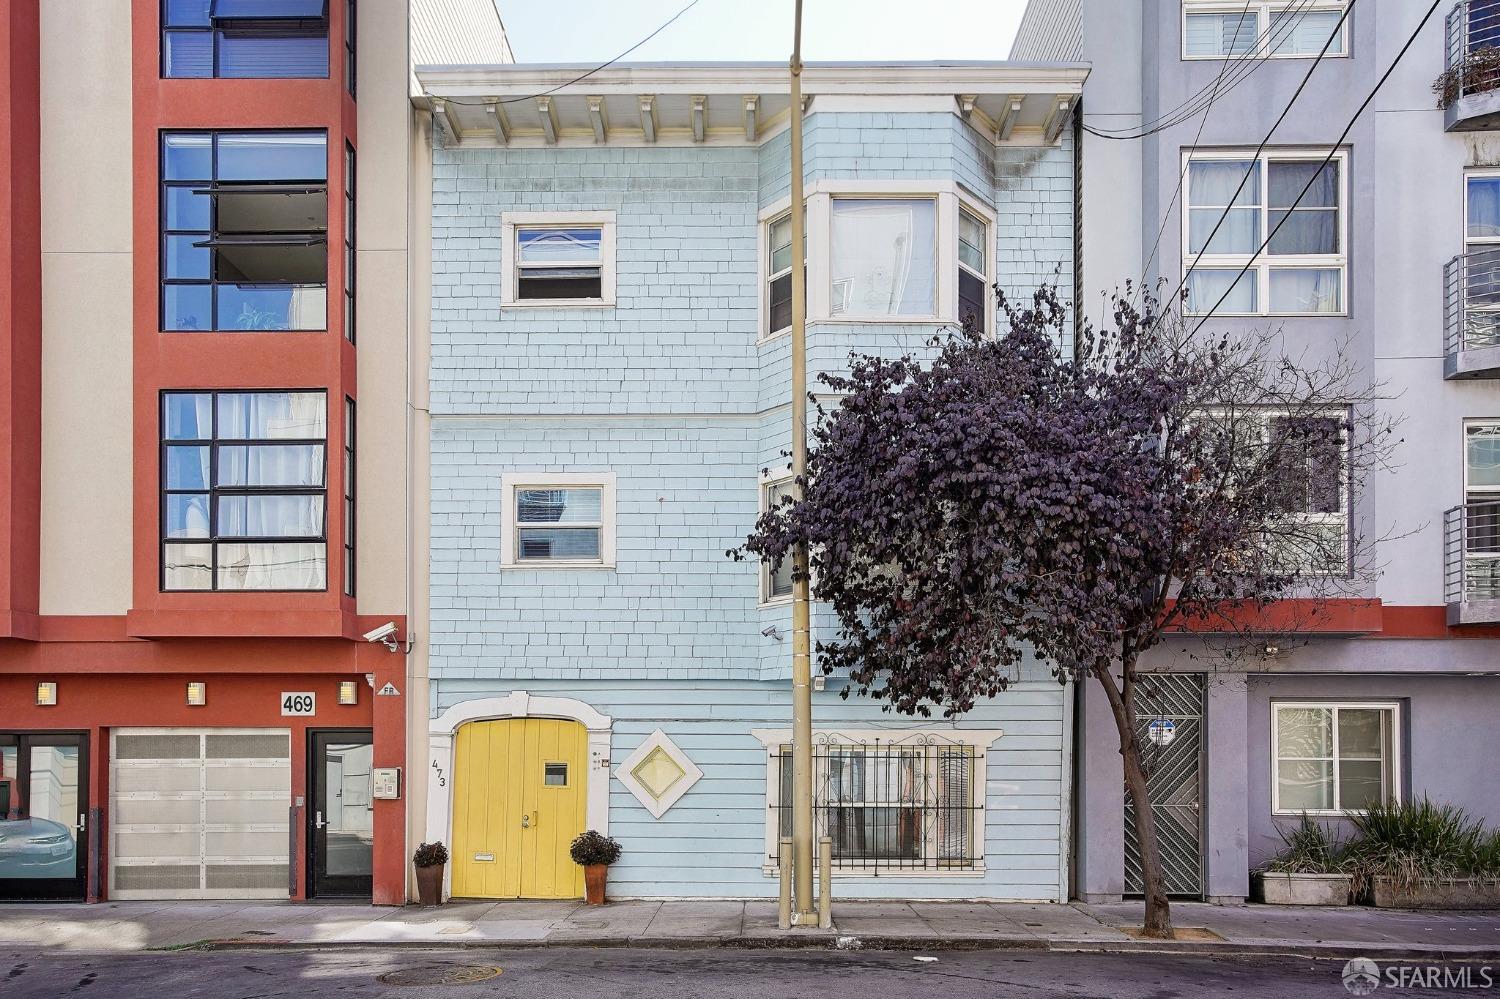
[167,934,1500,962]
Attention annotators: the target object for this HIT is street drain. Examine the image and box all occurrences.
[378,965,503,987]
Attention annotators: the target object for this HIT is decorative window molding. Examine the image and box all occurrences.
[1181,2,1349,62]
[500,210,617,308]
[615,729,704,819]
[750,727,1001,877]
[1271,701,1400,815]
[1182,148,1349,317]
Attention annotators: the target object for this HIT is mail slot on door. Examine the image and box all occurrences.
[371,767,401,799]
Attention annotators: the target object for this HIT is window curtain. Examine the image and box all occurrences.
[830,200,936,316]
[1270,268,1341,312]
[217,391,326,441]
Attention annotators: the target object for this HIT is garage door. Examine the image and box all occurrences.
[110,729,290,900]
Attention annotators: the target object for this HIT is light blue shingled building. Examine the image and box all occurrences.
[412,61,1088,901]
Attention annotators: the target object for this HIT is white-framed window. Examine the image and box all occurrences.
[1464,420,1500,599]
[1463,172,1500,349]
[1183,149,1347,317]
[1182,2,1349,60]
[1265,410,1350,575]
[760,475,794,603]
[500,211,616,307]
[751,728,1002,876]
[499,472,616,569]
[829,196,938,319]
[766,214,794,338]
[958,205,990,335]
[1272,702,1399,815]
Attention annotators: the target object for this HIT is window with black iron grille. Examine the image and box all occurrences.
[161,389,328,591]
[162,0,331,79]
[161,130,329,332]
[771,739,980,872]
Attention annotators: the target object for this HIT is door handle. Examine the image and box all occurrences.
[520,813,530,829]
[314,810,327,830]
[76,812,86,833]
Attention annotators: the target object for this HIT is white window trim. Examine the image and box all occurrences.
[759,471,794,606]
[749,727,1002,878]
[615,728,704,819]
[1465,418,1500,501]
[1261,407,1351,577]
[957,200,994,336]
[1181,1,1350,62]
[1182,148,1349,318]
[756,180,993,339]
[1270,701,1401,816]
[500,210,617,308]
[1463,170,1500,253]
[499,471,617,569]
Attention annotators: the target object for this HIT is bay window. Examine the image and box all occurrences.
[161,130,329,332]
[760,477,793,602]
[958,207,989,334]
[1273,702,1398,814]
[162,390,328,591]
[1184,151,1346,316]
[767,214,793,337]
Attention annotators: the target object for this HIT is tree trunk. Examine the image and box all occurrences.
[1093,662,1175,939]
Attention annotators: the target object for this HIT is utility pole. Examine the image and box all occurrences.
[787,0,815,924]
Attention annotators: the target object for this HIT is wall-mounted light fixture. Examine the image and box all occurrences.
[186,682,207,706]
[36,681,58,706]
[338,680,359,706]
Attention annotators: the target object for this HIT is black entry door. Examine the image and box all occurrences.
[308,730,374,899]
[0,733,89,901]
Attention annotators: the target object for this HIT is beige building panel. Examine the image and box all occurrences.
[354,249,410,614]
[40,0,132,254]
[40,254,134,615]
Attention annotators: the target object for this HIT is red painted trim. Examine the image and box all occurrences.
[0,0,42,638]
[0,628,405,674]
[128,0,360,633]
[1165,598,1385,635]
[1370,605,1500,640]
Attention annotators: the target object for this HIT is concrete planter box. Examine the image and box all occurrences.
[1253,872,1353,906]
[1369,878,1500,910]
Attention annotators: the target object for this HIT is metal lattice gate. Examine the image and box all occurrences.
[1123,674,1204,897]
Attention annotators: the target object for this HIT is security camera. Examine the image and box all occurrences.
[363,622,398,644]
[762,625,784,641]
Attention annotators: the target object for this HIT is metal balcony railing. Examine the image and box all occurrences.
[1443,248,1500,358]
[1443,502,1500,611]
[1446,0,1500,99]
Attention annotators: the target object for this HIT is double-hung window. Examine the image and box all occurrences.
[1265,412,1349,575]
[500,473,616,568]
[1273,703,1399,814]
[1184,151,1346,316]
[501,213,616,306]
[958,207,989,334]
[767,215,794,337]
[760,477,794,602]
[162,390,328,591]
[829,198,937,319]
[162,0,331,79]
[1465,420,1500,599]
[161,130,329,332]
[760,731,998,874]
[1182,2,1348,60]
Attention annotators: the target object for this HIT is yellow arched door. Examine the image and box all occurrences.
[450,718,587,899]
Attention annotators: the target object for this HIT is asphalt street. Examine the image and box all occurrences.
[2,946,1496,998]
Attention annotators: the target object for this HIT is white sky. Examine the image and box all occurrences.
[496,0,1029,64]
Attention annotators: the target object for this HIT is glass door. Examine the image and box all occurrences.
[308,730,373,898]
[0,733,89,901]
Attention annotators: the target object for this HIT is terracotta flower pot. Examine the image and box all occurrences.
[415,863,444,907]
[584,863,608,905]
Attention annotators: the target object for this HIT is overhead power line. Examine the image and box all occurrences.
[1185,0,1445,333]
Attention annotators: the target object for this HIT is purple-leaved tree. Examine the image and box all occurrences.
[737,285,1399,937]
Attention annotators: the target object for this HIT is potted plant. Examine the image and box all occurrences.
[1345,798,1500,909]
[1254,814,1353,905]
[570,830,622,905]
[412,841,448,907]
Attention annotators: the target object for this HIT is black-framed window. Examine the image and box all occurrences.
[343,142,355,342]
[162,0,330,79]
[161,130,328,332]
[162,389,329,591]
[344,0,356,96]
[343,396,355,597]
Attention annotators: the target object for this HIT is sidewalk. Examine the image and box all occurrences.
[2,899,1499,960]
